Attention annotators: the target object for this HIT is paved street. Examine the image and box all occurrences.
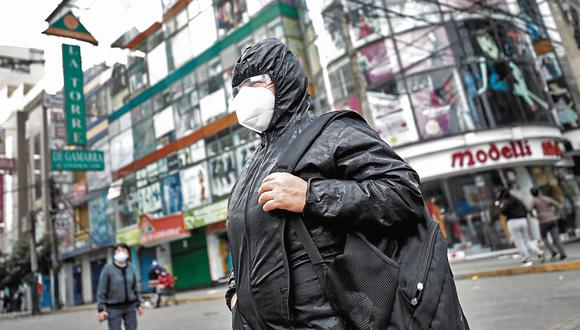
[2,270,580,330]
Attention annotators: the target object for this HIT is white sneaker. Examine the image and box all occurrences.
[521,260,534,267]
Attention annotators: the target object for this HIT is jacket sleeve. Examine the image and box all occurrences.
[303,119,424,228]
[225,271,236,311]
[545,196,561,209]
[96,265,109,312]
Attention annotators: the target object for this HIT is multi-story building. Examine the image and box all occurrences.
[0,46,44,256]
[314,0,580,257]
[59,0,327,304]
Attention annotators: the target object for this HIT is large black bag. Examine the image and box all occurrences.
[276,111,469,330]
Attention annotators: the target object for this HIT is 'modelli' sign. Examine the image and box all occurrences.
[62,44,86,145]
[451,140,533,168]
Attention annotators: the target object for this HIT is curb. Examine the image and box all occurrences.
[455,260,580,280]
[0,293,224,322]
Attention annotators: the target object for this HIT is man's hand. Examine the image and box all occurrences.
[258,173,307,213]
[137,306,144,316]
[97,311,108,322]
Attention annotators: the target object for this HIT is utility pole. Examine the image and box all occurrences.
[335,0,375,127]
[28,211,40,315]
[41,100,61,310]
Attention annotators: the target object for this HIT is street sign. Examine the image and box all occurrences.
[51,150,104,171]
[62,44,87,145]
[43,11,98,45]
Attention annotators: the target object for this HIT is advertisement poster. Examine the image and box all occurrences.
[181,163,211,210]
[88,192,115,246]
[538,52,562,81]
[138,182,163,216]
[209,151,237,199]
[384,0,440,33]
[358,39,398,86]
[410,78,452,139]
[346,0,387,45]
[235,139,260,171]
[367,92,419,147]
[395,26,454,75]
[161,173,182,215]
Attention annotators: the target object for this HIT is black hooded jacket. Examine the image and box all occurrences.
[225,38,425,329]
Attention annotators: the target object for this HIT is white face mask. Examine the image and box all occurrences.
[114,252,129,263]
[231,86,275,133]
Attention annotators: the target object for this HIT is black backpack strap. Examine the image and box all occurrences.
[275,110,363,173]
[276,110,365,290]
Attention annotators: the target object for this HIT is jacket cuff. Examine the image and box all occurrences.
[303,177,322,220]
[225,287,236,311]
[98,304,106,312]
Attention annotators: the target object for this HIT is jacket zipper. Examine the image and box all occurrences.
[410,221,438,307]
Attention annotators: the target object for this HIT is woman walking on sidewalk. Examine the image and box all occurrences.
[496,189,544,266]
[96,243,143,330]
[529,187,567,261]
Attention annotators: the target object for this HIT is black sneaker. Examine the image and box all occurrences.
[551,253,558,261]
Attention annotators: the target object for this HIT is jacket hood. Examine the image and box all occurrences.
[232,38,311,133]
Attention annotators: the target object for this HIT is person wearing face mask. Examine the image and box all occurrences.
[97,243,143,330]
[225,38,468,329]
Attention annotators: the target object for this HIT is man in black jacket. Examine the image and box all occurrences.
[495,189,544,266]
[225,38,466,329]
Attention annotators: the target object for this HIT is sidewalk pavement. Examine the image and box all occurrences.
[0,284,227,321]
[5,241,580,320]
[451,240,580,280]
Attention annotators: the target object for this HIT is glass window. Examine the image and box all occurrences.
[138,182,163,216]
[147,42,169,85]
[133,117,156,159]
[408,68,473,140]
[182,71,196,93]
[215,0,248,37]
[394,26,455,76]
[161,173,182,215]
[110,129,134,171]
[384,0,440,34]
[117,174,138,228]
[154,106,176,138]
[170,27,193,70]
[246,0,273,16]
[345,0,390,46]
[200,88,227,124]
[87,138,112,191]
[189,5,218,57]
[358,38,398,87]
[328,62,356,102]
[180,162,211,210]
[220,45,239,70]
[208,150,237,199]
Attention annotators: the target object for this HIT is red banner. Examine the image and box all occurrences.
[139,213,188,246]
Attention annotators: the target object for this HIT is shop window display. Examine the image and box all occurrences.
[214,0,248,36]
[407,68,473,139]
[358,38,398,87]
[367,91,419,147]
[446,171,509,252]
[180,162,211,210]
[394,25,455,76]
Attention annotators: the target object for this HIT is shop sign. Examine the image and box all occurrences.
[43,11,98,45]
[451,140,533,168]
[184,199,228,230]
[0,157,15,170]
[62,44,87,145]
[450,139,563,170]
[140,213,188,246]
[116,227,141,246]
[51,149,104,171]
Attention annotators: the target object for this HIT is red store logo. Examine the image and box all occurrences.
[451,140,532,168]
[451,140,561,168]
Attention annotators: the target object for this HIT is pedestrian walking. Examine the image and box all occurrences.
[225,38,468,329]
[495,188,544,266]
[155,270,177,308]
[529,187,567,261]
[96,243,143,330]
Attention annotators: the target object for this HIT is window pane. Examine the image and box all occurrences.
[147,42,168,85]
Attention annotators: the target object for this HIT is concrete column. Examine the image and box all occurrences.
[82,256,92,303]
[157,243,173,273]
[206,233,223,281]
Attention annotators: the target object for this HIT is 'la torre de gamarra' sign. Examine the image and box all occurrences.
[51,150,104,171]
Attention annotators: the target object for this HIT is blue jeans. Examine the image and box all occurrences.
[107,303,138,330]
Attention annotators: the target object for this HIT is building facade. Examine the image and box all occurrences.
[315,0,580,257]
